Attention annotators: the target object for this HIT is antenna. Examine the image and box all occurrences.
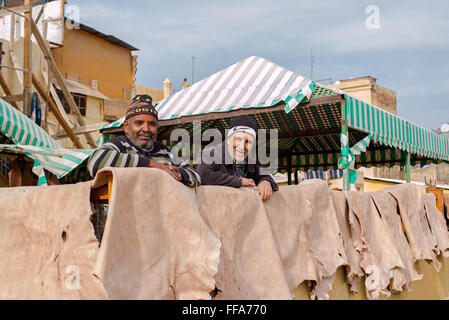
[310,48,315,80]
[191,56,195,84]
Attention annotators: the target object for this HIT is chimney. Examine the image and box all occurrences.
[181,78,191,89]
[163,78,172,98]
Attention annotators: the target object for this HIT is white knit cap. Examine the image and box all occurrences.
[227,126,256,139]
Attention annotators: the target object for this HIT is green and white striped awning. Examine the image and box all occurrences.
[345,95,449,161]
[101,56,315,132]
[278,149,438,173]
[0,98,61,149]
[0,144,92,185]
[0,99,93,185]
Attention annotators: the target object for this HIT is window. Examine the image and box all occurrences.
[56,90,87,117]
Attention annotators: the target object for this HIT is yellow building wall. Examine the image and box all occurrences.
[135,84,165,103]
[363,179,449,194]
[363,179,405,192]
[329,77,374,104]
[52,26,134,101]
[328,76,397,114]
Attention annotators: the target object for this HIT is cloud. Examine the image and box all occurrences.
[68,0,449,129]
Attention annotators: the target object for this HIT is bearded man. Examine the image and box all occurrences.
[87,95,200,187]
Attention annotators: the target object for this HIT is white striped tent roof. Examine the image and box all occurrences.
[101,56,314,130]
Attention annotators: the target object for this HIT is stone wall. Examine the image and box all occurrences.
[372,85,397,114]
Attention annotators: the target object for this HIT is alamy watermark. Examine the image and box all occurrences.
[65,265,80,290]
[65,5,80,30]
[365,5,380,30]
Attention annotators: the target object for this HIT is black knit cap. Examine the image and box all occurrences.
[229,115,258,132]
[126,94,158,120]
[132,94,153,104]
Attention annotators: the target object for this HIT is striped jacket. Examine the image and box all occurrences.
[87,135,201,187]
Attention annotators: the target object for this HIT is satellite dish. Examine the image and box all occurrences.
[441,123,449,133]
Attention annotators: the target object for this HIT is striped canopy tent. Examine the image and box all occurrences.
[0,98,92,185]
[101,55,315,132]
[100,56,449,189]
[0,98,61,148]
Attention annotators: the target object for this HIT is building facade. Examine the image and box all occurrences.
[328,76,397,114]
[50,20,139,148]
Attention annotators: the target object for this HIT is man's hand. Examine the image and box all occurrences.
[241,177,256,187]
[148,160,182,181]
[166,165,182,181]
[257,180,273,201]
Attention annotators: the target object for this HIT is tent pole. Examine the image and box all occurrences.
[341,96,350,191]
[406,152,411,183]
[287,155,292,185]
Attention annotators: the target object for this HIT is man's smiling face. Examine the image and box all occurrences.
[227,132,255,163]
[124,114,158,149]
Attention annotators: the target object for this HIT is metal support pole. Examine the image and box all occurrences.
[406,152,411,183]
[341,96,350,191]
[294,169,299,185]
[287,155,292,185]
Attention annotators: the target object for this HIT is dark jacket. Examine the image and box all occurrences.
[197,141,278,191]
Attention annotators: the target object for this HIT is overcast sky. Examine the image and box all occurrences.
[69,0,449,130]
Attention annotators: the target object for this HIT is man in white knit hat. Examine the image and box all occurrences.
[197,115,278,201]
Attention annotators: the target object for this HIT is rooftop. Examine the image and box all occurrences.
[64,17,139,51]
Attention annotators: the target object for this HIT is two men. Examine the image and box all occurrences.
[88,96,277,200]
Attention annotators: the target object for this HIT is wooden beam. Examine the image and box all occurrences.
[0,73,20,109]
[304,95,343,107]
[53,122,107,138]
[277,128,341,139]
[39,67,76,128]
[9,51,23,87]
[0,94,23,103]
[46,80,76,127]
[10,14,15,52]
[100,126,124,135]
[7,16,15,93]
[158,101,289,127]
[49,83,76,126]
[34,3,45,24]
[32,73,83,149]
[23,0,32,115]
[30,19,97,149]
